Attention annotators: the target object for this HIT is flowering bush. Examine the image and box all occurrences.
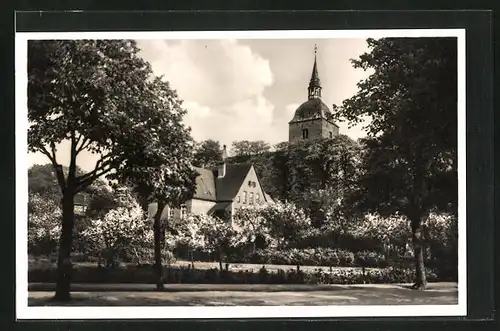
[170,214,242,270]
[233,201,312,250]
[81,189,153,268]
[28,193,62,255]
[232,205,274,250]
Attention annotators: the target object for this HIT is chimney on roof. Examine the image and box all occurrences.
[218,145,228,178]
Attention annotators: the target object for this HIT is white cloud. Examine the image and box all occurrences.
[138,39,279,146]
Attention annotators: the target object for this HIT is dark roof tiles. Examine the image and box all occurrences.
[290,98,332,123]
[192,163,253,202]
[215,163,252,201]
[193,167,217,201]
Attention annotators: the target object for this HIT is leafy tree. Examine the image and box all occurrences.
[282,136,361,207]
[235,201,311,250]
[233,205,274,252]
[197,215,239,271]
[231,140,270,157]
[193,139,223,168]
[336,37,457,289]
[118,76,198,290]
[28,39,196,300]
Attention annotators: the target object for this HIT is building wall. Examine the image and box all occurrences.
[155,199,217,221]
[289,118,339,143]
[232,166,267,210]
[189,199,217,215]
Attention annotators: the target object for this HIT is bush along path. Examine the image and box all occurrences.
[29,263,440,285]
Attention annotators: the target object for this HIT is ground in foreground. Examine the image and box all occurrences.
[29,283,458,306]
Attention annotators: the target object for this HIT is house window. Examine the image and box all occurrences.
[237,196,241,203]
[329,131,333,138]
[243,191,248,204]
[256,193,260,203]
[180,205,187,218]
[250,192,254,204]
[168,207,175,218]
[302,129,309,139]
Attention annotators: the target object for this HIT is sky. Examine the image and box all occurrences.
[28,38,372,172]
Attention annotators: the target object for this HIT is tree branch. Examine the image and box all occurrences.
[76,165,113,192]
[76,136,92,154]
[36,144,66,191]
[76,153,114,184]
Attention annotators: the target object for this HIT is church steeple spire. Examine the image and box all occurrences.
[308,44,322,100]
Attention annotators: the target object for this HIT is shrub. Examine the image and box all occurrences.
[354,251,389,268]
[28,193,62,256]
[29,264,440,285]
[81,190,153,268]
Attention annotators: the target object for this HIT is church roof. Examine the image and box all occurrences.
[309,56,321,88]
[192,163,253,202]
[289,98,334,123]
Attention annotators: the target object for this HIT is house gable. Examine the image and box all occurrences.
[233,165,267,209]
[214,163,252,201]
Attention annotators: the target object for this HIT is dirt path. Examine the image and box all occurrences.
[29,283,458,306]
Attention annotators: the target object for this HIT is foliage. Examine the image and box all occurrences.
[28,163,92,202]
[29,262,440,285]
[232,205,274,250]
[233,201,312,250]
[81,188,153,268]
[248,248,359,267]
[334,37,458,288]
[28,193,62,255]
[28,39,198,298]
[170,214,240,270]
[257,201,312,249]
[193,139,223,168]
[231,140,270,157]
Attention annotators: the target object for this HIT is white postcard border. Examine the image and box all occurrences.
[15,28,467,320]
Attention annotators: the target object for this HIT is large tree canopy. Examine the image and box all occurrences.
[192,139,223,168]
[231,140,271,157]
[28,39,197,300]
[335,37,458,289]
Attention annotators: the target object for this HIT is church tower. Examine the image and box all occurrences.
[289,45,339,143]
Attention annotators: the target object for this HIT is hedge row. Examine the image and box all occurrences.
[29,264,438,285]
[234,248,390,268]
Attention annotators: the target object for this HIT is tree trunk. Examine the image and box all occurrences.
[153,202,165,290]
[411,217,427,290]
[218,249,223,271]
[53,193,75,301]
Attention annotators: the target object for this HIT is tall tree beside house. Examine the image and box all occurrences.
[193,139,223,168]
[116,76,198,291]
[123,127,198,290]
[28,39,195,300]
[335,38,458,289]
